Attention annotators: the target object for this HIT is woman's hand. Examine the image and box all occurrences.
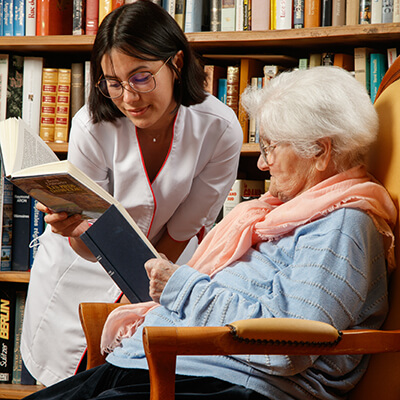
[37,202,90,238]
[145,257,179,303]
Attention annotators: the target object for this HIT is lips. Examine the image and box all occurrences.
[127,105,149,117]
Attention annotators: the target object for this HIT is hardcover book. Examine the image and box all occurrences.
[6,55,24,120]
[36,0,73,35]
[81,204,161,303]
[25,0,37,35]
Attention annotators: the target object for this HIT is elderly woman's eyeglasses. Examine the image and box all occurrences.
[96,56,172,99]
[260,142,279,165]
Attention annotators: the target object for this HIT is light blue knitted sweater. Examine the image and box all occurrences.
[107,207,388,399]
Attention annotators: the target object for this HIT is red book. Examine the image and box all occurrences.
[112,0,124,9]
[36,0,73,36]
[86,0,99,35]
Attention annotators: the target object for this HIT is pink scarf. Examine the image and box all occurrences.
[100,165,397,353]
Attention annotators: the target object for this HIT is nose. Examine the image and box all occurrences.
[121,83,140,102]
[257,154,269,171]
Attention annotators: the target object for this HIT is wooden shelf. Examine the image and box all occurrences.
[0,271,30,284]
[241,142,260,156]
[0,384,45,399]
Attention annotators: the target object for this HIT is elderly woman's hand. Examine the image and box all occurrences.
[145,256,180,303]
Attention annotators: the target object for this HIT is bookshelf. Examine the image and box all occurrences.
[0,23,399,397]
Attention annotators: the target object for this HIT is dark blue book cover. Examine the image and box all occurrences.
[80,205,160,303]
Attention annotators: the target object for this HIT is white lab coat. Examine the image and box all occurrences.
[21,94,243,386]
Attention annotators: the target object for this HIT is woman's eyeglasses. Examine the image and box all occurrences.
[260,141,279,165]
[96,56,172,99]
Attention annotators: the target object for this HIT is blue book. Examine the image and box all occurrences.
[218,78,227,104]
[370,53,387,103]
[13,0,24,36]
[3,0,13,36]
[0,0,4,36]
[29,198,44,269]
[184,0,203,32]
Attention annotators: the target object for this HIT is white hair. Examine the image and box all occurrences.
[241,66,378,171]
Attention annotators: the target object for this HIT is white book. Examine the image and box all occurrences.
[252,0,271,30]
[394,0,400,20]
[85,60,91,104]
[221,0,236,31]
[235,0,243,31]
[387,48,398,68]
[25,0,37,36]
[0,55,9,122]
[371,0,383,22]
[167,0,176,17]
[276,0,293,29]
[22,57,44,136]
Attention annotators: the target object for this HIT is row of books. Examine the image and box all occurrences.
[0,171,45,272]
[0,284,37,384]
[0,54,88,143]
[205,48,395,143]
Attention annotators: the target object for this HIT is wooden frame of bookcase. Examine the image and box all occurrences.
[1,23,400,398]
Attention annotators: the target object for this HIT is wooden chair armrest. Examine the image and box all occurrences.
[79,302,124,369]
[142,318,400,400]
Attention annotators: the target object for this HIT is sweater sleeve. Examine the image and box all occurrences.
[160,209,388,376]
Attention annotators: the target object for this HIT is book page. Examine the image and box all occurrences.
[12,118,59,175]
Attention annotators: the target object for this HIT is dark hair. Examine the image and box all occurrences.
[88,0,207,123]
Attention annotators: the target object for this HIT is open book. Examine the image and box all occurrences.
[0,118,161,301]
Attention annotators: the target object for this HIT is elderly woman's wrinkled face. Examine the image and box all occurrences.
[258,142,323,202]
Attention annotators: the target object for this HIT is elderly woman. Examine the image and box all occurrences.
[24,66,396,400]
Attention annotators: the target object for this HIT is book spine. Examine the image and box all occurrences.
[293,0,305,27]
[332,0,346,25]
[276,0,293,29]
[99,0,112,25]
[382,0,394,22]
[204,65,226,97]
[354,48,372,95]
[218,78,227,104]
[13,0,25,36]
[54,68,72,143]
[86,0,99,35]
[3,0,13,36]
[184,0,203,32]
[0,284,16,383]
[174,0,185,30]
[226,65,240,116]
[73,0,86,35]
[11,291,26,384]
[304,0,321,27]
[0,55,9,122]
[25,0,36,36]
[71,62,85,118]
[0,1,3,36]
[1,177,13,272]
[251,0,270,30]
[37,0,73,35]
[6,54,24,119]
[84,60,91,104]
[29,199,44,269]
[359,0,372,23]
[248,77,258,143]
[394,0,400,21]
[346,0,361,23]
[11,187,31,271]
[321,0,332,25]
[112,0,124,8]
[40,68,58,142]
[221,0,236,31]
[236,0,243,31]
[22,56,44,136]
[370,53,387,103]
[243,0,251,30]
[210,0,221,31]
[387,48,398,68]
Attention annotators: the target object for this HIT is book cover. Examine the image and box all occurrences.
[73,0,86,35]
[6,54,24,120]
[251,0,270,30]
[29,198,44,269]
[13,0,25,36]
[371,0,383,22]
[221,0,236,31]
[71,62,85,118]
[382,0,394,22]
[248,77,258,143]
[270,0,276,29]
[0,54,9,121]
[11,186,31,271]
[81,204,160,303]
[39,68,58,143]
[25,0,37,35]
[321,0,332,25]
[387,48,397,68]
[370,53,387,103]
[243,0,251,30]
[36,0,73,35]
[54,68,71,143]
[210,0,221,31]
[99,0,112,25]
[304,0,321,27]
[11,290,26,384]
[184,0,203,32]
[0,283,16,383]
[309,53,322,67]
[84,60,91,104]
[204,65,226,97]
[86,0,99,35]
[394,0,400,21]
[332,0,346,25]
[236,0,243,31]
[3,0,13,36]
[226,65,240,116]
[22,56,44,136]
[293,0,305,28]
[354,47,374,96]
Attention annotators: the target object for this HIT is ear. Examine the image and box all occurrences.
[172,50,184,73]
[314,137,332,172]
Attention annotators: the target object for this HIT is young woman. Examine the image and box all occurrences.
[21,0,242,386]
